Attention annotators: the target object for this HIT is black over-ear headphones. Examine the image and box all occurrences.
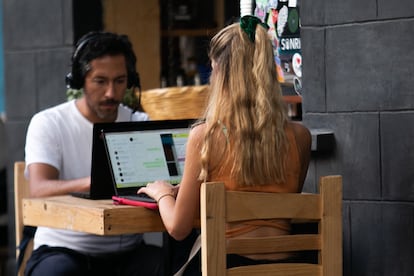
[65,32,141,91]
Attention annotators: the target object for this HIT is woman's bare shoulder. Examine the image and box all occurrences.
[288,121,310,134]
[188,121,207,143]
[190,121,206,134]
[287,121,311,148]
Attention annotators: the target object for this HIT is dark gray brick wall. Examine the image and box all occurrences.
[36,49,73,110]
[301,1,414,275]
[4,52,37,119]
[325,20,414,112]
[3,0,73,274]
[3,0,72,49]
[301,0,377,26]
[378,0,414,19]
[381,112,414,201]
[301,27,325,113]
[304,113,381,200]
[350,202,414,276]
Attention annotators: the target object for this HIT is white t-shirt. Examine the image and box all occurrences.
[25,100,149,254]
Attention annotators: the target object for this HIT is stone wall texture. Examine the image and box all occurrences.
[301,0,414,275]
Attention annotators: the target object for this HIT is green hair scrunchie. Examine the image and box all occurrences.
[240,15,269,43]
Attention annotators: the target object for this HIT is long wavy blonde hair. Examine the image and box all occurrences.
[199,20,289,186]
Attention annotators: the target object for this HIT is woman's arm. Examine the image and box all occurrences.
[290,122,312,188]
[138,124,205,240]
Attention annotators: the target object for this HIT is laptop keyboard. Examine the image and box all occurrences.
[121,193,156,203]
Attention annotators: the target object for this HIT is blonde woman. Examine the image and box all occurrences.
[140,15,311,272]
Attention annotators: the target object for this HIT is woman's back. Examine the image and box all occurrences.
[205,120,311,261]
[208,121,310,193]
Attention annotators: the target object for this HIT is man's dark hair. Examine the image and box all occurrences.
[66,31,140,90]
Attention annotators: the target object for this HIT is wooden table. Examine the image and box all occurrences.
[22,196,174,235]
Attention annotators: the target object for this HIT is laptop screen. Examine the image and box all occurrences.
[100,120,193,196]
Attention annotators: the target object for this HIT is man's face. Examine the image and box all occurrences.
[80,54,128,123]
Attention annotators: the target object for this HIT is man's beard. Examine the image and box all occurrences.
[92,99,120,121]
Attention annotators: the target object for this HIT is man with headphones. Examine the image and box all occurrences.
[24,32,162,275]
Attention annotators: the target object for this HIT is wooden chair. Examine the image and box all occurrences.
[14,161,33,276]
[200,175,343,276]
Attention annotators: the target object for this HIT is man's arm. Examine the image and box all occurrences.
[28,163,90,198]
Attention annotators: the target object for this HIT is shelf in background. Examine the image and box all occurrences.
[283,95,302,104]
[161,28,218,37]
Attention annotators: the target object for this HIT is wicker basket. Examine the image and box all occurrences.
[140,85,209,120]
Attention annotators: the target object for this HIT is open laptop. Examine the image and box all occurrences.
[101,119,194,205]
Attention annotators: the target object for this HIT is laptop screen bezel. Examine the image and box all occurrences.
[97,119,196,196]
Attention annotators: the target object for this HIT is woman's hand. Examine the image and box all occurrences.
[138,180,175,202]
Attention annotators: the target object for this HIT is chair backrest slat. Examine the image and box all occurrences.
[227,234,321,254]
[226,192,321,221]
[227,263,322,276]
[320,175,343,275]
[200,175,343,276]
[14,161,33,276]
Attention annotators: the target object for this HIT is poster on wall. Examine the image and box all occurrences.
[254,0,302,96]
